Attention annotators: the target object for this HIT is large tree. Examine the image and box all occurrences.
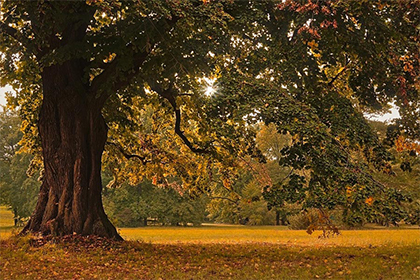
[1,0,418,239]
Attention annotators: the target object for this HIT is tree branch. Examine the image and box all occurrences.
[90,14,182,109]
[0,21,19,40]
[90,48,152,108]
[150,83,209,154]
[327,61,352,87]
[0,20,41,58]
[178,93,194,96]
[106,142,150,165]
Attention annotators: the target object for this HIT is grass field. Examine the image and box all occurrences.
[0,206,15,239]
[119,226,420,247]
[1,206,419,279]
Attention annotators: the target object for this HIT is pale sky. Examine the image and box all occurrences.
[366,106,401,123]
[0,85,10,106]
[0,85,399,122]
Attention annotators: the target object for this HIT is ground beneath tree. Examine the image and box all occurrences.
[1,234,419,279]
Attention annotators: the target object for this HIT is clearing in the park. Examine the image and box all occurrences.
[1,207,419,280]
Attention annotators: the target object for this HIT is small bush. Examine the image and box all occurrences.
[288,210,319,230]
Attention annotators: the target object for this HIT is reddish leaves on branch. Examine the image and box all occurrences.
[278,0,336,16]
[395,135,420,153]
[278,0,339,40]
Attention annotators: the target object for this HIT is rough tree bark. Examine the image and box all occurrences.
[22,61,122,240]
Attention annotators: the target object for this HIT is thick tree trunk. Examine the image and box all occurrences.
[22,62,122,240]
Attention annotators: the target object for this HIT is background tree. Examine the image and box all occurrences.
[0,108,40,224]
[103,178,207,227]
[369,120,420,226]
[256,123,294,225]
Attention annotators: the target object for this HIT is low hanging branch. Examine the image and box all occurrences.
[150,83,209,154]
[173,108,208,154]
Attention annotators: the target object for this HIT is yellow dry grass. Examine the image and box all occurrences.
[1,206,419,248]
[1,206,419,279]
[119,226,420,247]
[0,206,15,239]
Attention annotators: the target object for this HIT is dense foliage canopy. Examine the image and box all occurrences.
[0,0,418,238]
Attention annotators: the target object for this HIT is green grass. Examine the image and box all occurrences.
[1,206,419,279]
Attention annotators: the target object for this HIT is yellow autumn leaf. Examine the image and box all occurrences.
[346,186,352,197]
[307,40,318,48]
[365,197,374,206]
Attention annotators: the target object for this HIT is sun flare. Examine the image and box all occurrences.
[203,77,217,96]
